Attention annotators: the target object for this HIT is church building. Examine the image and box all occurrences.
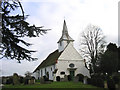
[33,20,90,81]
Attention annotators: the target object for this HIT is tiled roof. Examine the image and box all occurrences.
[33,50,62,72]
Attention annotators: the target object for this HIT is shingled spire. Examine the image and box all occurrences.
[58,20,74,52]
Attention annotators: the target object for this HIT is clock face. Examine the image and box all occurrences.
[69,63,75,68]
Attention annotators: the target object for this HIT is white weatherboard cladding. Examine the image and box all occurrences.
[35,65,55,80]
[34,70,39,79]
[58,42,83,60]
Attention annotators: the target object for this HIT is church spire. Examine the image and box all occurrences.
[62,20,68,36]
[58,20,74,52]
[58,20,74,43]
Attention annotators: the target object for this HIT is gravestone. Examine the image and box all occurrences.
[73,76,79,83]
[19,76,24,84]
[24,76,30,85]
[40,76,45,84]
[13,73,20,85]
[2,77,7,84]
[28,77,35,84]
[61,75,68,82]
[83,76,88,84]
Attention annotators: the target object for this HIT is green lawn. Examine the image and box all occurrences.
[3,82,107,89]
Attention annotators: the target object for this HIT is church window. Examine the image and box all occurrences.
[38,70,40,79]
[60,71,65,75]
[53,65,55,69]
[41,70,42,77]
[45,68,47,74]
[69,63,75,68]
[52,72,54,76]
[51,67,52,71]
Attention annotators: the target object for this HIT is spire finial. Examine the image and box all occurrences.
[64,16,65,20]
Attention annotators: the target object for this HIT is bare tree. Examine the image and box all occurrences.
[79,24,106,74]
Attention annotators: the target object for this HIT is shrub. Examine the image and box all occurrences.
[107,78,115,90]
[96,78,104,88]
[36,79,40,82]
[6,78,13,84]
[87,78,91,84]
[76,74,84,82]
[113,76,119,84]
[90,78,97,86]
[56,76,60,81]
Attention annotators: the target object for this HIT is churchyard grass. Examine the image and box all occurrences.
[3,82,107,89]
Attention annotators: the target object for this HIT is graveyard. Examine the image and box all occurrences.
[1,73,103,89]
[3,81,104,89]
[2,73,119,89]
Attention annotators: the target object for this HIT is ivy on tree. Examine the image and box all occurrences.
[1,1,49,62]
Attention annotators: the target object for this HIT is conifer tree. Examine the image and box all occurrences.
[0,0,49,62]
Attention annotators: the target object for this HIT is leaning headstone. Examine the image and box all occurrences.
[13,73,20,85]
[73,76,79,83]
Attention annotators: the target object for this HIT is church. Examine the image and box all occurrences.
[33,20,90,81]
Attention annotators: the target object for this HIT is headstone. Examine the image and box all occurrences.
[73,76,79,83]
[19,76,24,84]
[61,75,68,82]
[13,73,20,85]
[24,76,30,85]
[28,77,35,84]
[2,77,7,84]
[83,76,88,84]
[40,76,45,84]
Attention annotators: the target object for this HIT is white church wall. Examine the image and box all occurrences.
[35,65,55,80]
[55,60,90,78]
[58,42,83,60]
[33,70,39,79]
[58,41,64,52]
[58,40,74,52]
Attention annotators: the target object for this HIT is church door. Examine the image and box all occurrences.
[70,70,75,81]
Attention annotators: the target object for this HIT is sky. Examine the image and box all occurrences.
[0,0,119,76]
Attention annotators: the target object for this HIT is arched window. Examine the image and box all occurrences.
[45,68,47,74]
[69,63,75,68]
[60,71,65,75]
[41,70,42,77]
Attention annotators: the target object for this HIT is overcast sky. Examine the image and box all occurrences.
[0,0,119,76]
